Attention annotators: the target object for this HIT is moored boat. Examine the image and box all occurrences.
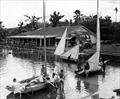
[75,0,105,76]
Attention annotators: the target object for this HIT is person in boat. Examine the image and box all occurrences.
[29,75,45,85]
[84,62,90,76]
[58,69,65,91]
[68,54,71,60]
[51,73,59,88]
[77,60,83,71]
[12,78,24,99]
[100,57,106,72]
[41,64,46,76]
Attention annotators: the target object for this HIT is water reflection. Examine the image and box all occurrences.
[0,49,120,99]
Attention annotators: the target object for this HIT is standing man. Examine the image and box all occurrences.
[58,69,65,91]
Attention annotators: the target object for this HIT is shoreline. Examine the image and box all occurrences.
[1,44,120,58]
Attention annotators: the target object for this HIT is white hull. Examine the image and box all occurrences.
[22,82,48,93]
[6,76,49,94]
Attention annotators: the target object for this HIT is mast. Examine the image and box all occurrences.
[43,0,47,74]
[87,0,101,72]
[96,0,100,52]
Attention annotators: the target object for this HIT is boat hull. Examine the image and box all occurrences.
[22,82,48,93]
[6,76,50,94]
[75,68,102,77]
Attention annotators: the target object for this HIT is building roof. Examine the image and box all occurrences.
[8,25,95,39]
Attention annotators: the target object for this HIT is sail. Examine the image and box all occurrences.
[61,45,79,60]
[54,28,67,55]
[88,51,100,72]
[87,0,101,72]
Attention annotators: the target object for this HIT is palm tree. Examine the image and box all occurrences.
[18,21,24,33]
[73,9,81,24]
[24,15,41,30]
[114,7,118,22]
[49,11,64,27]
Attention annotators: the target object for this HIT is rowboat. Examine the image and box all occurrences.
[6,75,51,94]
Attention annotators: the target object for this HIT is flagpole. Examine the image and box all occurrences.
[43,0,47,75]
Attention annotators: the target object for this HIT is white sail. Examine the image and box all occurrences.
[87,0,101,72]
[61,45,79,60]
[88,52,100,72]
[54,28,67,55]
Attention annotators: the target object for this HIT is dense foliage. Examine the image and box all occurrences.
[0,21,8,44]
[49,11,64,27]
[81,15,120,42]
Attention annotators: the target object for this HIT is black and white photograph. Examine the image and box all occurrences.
[0,0,120,99]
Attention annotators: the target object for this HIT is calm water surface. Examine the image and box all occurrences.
[0,49,120,99]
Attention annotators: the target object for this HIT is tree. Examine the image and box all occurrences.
[49,11,64,27]
[73,9,82,24]
[24,15,41,30]
[18,21,25,33]
[105,16,112,23]
[0,21,8,43]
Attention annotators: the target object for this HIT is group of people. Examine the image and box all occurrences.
[50,69,65,90]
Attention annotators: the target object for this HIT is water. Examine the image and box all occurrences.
[0,49,120,99]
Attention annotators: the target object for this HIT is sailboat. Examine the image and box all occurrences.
[54,27,81,62]
[6,0,54,95]
[75,0,102,75]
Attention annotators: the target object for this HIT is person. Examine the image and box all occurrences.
[29,75,44,85]
[51,73,59,88]
[58,70,65,91]
[100,57,106,72]
[12,78,24,99]
[84,62,90,77]
[68,54,71,60]
[77,60,83,71]
[41,64,46,76]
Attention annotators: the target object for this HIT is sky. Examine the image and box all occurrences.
[0,0,120,28]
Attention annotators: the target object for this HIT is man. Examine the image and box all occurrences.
[51,73,59,88]
[84,62,90,77]
[68,54,71,60]
[41,64,46,76]
[58,70,65,91]
[12,78,23,99]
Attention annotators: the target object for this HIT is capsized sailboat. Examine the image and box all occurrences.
[75,0,102,75]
